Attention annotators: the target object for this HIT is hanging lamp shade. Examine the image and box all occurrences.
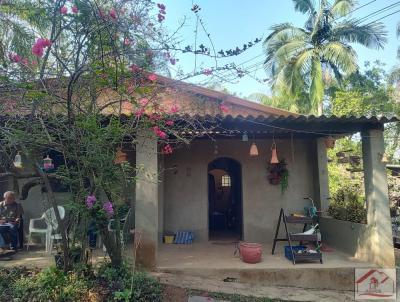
[43,155,54,171]
[114,148,128,164]
[270,146,279,164]
[13,152,22,169]
[249,143,259,156]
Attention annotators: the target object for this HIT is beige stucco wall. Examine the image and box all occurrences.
[163,138,317,243]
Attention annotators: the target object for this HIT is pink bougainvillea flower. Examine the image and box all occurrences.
[220,103,229,113]
[153,126,167,139]
[124,38,131,45]
[72,5,78,14]
[60,6,68,14]
[139,98,149,107]
[130,64,141,73]
[162,144,173,155]
[36,38,52,48]
[31,44,44,57]
[9,53,22,63]
[103,201,114,216]
[148,74,157,82]
[109,8,117,20]
[157,3,166,10]
[135,108,145,118]
[165,120,174,126]
[31,60,38,66]
[150,113,161,121]
[203,68,213,76]
[86,195,97,209]
[21,58,29,66]
[170,104,179,114]
[32,38,51,58]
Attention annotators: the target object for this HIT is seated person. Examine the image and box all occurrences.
[0,191,23,251]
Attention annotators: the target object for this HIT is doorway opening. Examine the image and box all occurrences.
[208,157,242,241]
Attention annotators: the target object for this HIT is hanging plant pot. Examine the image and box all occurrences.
[324,136,336,149]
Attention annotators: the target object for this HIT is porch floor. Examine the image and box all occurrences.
[158,242,373,269]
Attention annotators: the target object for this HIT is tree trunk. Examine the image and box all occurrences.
[34,163,70,272]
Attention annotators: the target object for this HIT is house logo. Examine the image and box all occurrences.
[355,268,396,300]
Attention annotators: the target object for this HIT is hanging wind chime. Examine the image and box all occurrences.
[13,152,23,169]
[43,155,54,171]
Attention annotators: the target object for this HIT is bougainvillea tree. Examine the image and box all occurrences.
[0,0,262,270]
[0,0,217,269]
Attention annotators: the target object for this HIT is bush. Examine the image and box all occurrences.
[0,267,38,301]
[13,266,89,302]
[0,263,162,302]
[97,261,162,302]
[328,184,367,223]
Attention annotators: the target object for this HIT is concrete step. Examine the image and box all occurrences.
[157,267,356,291]
[153,272,357,302]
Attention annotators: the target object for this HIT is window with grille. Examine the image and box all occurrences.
[221,174,231,187]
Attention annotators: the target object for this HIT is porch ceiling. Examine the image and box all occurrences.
[177,114,398,139]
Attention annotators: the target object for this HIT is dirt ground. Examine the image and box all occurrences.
[162,285,189,302]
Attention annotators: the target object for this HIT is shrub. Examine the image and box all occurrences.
[13,266,89,302]
[97,261,162,302]
[328,183,367,223]
[0,263,162,302]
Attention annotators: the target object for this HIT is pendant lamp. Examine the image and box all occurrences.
[249,142,258,156]
[270,133,279,164]
[270,144,279,164]
[114,147,128,164]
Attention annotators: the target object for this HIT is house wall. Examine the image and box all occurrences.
[319,217,371,257]
[163,138,317,243]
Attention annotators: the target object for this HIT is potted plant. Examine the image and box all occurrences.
[268,159,289,193]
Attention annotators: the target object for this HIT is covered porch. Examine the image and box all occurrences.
[135,114,397,269]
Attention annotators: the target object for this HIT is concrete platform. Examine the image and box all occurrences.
[157,242,376,291]
[0,247,107,269]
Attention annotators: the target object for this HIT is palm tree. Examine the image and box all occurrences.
[263,0,387,115]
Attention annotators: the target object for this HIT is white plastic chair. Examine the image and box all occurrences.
[27,206,65,253]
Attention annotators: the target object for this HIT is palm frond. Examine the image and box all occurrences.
[321,41,358,75]
[292,0,316,14]
[331,0,357,17]
[265,23,309,43]
[332,20,387,49]
[310,56,324,111]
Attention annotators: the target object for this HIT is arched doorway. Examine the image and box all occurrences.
[208,157,242,241]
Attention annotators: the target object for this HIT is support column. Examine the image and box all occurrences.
[315,138,330,213]
[135,129,158,268]
[360,129,395,267]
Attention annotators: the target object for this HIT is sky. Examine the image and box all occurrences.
[160,0,400,98]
